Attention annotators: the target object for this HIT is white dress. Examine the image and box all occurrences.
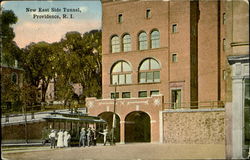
[63,131,71,147]
[57,131,64,147]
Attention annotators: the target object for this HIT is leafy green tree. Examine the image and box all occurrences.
[54,30,102,105]
[21,42,56,102]
[1,9,21,66]
[54,74,74,107]
[79,30,102,99]
[0,9,23,112]
[52,32,82,106]
[20,84,38,107]
[57,30,101,103]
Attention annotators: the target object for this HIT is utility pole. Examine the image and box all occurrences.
[22,105,28,143]
[111,83,117,145]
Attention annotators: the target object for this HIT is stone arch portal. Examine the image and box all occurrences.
[125,111,151,142]
[98,112,120,142]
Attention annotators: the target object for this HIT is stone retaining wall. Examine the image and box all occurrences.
[163,109,225,144]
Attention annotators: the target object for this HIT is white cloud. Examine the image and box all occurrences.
[14,19,101,48]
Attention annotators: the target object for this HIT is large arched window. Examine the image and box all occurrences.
[111,61,132,85]
[139,32,147,50]
[122,34,131,52]
[150,30,160,49]
[139,58,160,83]
[111,36,120,53]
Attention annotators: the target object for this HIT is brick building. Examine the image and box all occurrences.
[1,60,24,110]
[86,0,228,145]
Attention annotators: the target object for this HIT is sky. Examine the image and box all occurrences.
[2,1,102,48]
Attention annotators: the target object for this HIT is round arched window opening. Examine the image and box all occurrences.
[150,30,160,49]
[111,36,120,53]
[122,34,131,52]
[139,58,160,83]
[111,61,132,85]
[139,32,148,50]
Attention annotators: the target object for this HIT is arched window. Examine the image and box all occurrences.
[139,32,147,50]
[111,61,132,85]
[151,30,160,49]
[11,72,18,84]
[122,34,131,52]
[139,58,160,83]
[111,36,120,53]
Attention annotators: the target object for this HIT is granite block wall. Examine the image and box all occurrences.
[163,110,225,144]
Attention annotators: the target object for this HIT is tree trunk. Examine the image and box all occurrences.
[41,81,49,102]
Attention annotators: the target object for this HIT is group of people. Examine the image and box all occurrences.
[79,127,113,147]
[48,129,71,149]
[47,127,112,148]
[79,127,97,147]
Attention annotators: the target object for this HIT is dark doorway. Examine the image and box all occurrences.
[171,89,181,109]
[125,111,150,142]
[98,112,120,142]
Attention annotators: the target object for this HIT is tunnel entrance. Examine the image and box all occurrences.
[125,111,150,142]
[98,112,120,142]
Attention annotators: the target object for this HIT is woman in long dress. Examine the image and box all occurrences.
[57,130,64,148]
[63,131,71,147]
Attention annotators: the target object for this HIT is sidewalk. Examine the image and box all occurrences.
[2,143,225,160]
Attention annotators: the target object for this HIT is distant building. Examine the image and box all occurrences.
[1,60,24,110]
[44,80,83,104]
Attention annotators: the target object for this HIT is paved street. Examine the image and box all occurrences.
[2,143,225,160]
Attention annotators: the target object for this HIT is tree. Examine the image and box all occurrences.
[1,9,21,66]
[55,30,102,104]
[52,32,83,106]
[79,30,102,99]
[0,9,23,112]
[20,84,38,107]
[21,42,56,102]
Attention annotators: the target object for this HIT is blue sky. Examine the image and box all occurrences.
[2,1,102,48]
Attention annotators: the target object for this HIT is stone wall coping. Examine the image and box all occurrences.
[162,108,225,113]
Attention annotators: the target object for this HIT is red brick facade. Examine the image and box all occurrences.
[87,0,226,143]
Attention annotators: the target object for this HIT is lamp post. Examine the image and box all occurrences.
[111,83,117,145]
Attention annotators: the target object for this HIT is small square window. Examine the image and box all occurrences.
[118,14,123,23]
[172,54,178,63]
[111,92,119,99]
[122,92,131,98]
[139,91,147,98]
[150,90,159,96]
[146,9,151,19]
[223,13,226,25]
[172,24,178,33]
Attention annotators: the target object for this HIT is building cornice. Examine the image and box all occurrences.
[227,54,250,65]
[231,41,250,47]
